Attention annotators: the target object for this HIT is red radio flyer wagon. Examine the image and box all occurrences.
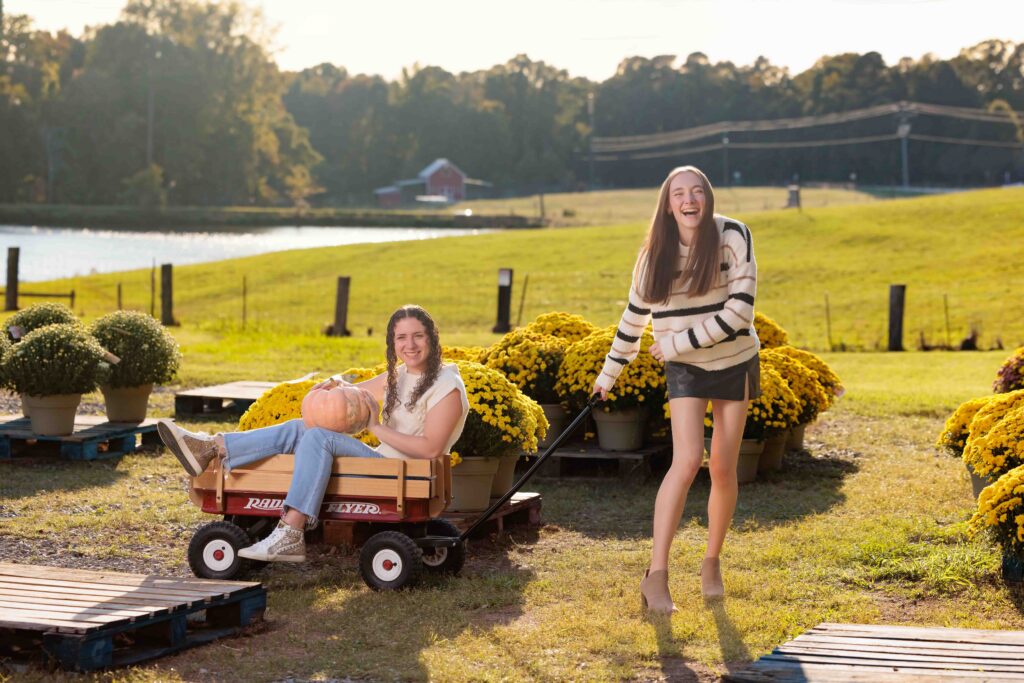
[184,397,598,591]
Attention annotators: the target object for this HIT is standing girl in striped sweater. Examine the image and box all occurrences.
[592,166,760,612]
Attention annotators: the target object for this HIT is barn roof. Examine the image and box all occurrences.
[418,158,467,179]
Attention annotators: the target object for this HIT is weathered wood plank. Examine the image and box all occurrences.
[0,603,139,624]
[728,623,1024,683]
[175,381,276,400]
[0,586,185,608]
[0,578,220,602]
[0,593,158,614]
[813,622,1024,644]
[762,652,1024,673]
[774,644,1024,670]
[0,562,258,591]
[792,633,1024,656]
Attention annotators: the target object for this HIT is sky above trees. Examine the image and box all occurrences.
[14,0,1024,80]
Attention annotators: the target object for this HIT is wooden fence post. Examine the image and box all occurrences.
[160,263,175,326]
[242,276,247,330]
[117,283,122,310]
[5,247,19,311]
[329,276,351,337]
[824,292,832,351]
[888,284,906,351]
[492,268,513,333]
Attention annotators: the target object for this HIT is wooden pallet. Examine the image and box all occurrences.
[441,492,542,535]
[725,622,1024,682]
[0,562,266,671]
[0,416,161,461]
[534,442,670,481]
[174,381,277,417]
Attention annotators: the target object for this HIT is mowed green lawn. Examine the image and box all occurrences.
[20,186,1024,359]
[3,351,1019,682]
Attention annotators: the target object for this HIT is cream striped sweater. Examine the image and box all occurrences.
[595,214,760,392]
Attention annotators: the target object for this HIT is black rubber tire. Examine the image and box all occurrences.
[187,521,252,580]
[420,518,466,576]
[359,531,423,591]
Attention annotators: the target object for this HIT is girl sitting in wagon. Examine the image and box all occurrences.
[157,304,469,563]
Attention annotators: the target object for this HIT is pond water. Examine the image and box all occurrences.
[0,224,486,282]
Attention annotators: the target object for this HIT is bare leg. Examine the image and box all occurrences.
[706,389,750,560]
[649,397,706,571]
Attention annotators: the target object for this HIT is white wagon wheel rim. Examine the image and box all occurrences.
[422,546,449,567]
[372,548,404,581]
[203,539,236,572]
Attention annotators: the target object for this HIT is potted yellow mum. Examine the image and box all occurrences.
[770,345,843,450]
[753,312,789,349]
[962,390,1024,499]
[479,328,569,450]
[759,349,830,469]
[937,395,993,498]
[556,325,665,452]
[449,360,547,509]
[969,463,1024,582]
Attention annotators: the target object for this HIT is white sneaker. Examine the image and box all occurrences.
[238,521,306,562]
[157,419,219,476]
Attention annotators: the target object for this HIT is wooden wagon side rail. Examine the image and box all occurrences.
[191,454,444,513]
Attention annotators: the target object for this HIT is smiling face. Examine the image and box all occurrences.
[667,170,707,237]
[393,317,430,373]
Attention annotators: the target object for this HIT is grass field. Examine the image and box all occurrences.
[14,186,1024,355]
[2,186,1023,680]
[2,352,1020,682]
[449,186,878,226]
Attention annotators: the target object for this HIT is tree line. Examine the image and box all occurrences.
[1,0,1022,207]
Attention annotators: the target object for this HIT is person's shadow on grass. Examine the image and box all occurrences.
[646,598,754,682]
[708,599,754,678]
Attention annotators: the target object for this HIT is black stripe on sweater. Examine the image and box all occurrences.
[607,355,628,365]
[628,302,650,315]
[724,221,752,262]
[722,329,752,343]
[652,301,725,319]
[616,329,639,344]
[688,329,700,349]
[729,292,755,305]
[714,315,735,336]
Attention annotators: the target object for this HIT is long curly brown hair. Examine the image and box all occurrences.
[382,305,443,423]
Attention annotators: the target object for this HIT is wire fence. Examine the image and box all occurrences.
[40,266,1024,354]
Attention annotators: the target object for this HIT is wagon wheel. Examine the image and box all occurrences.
[226,515,275,569]
[359,531,423,591]
[188,520,253,580]
[420,518,466,576]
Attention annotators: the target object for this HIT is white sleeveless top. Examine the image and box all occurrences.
[375,363,469,460]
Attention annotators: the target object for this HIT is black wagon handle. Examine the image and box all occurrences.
[458,394,602,542]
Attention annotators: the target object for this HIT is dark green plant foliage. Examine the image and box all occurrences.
[6,302,78,337]
[90,310,181,388]
[5,323,108,396]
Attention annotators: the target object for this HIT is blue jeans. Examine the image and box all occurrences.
[222,419,383,521]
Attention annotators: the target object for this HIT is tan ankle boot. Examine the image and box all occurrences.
[640,569,677,614]
[700,557,724,600]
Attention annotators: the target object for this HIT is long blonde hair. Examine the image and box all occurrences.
[636,166,719,303]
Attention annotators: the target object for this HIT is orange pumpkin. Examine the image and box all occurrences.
[301,385,373,434]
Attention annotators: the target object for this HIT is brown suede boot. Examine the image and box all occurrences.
[700,557,724,600]
[640,569,677,614]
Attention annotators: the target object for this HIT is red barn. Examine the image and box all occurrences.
[374,159,492,207]
[420,159,466,201]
